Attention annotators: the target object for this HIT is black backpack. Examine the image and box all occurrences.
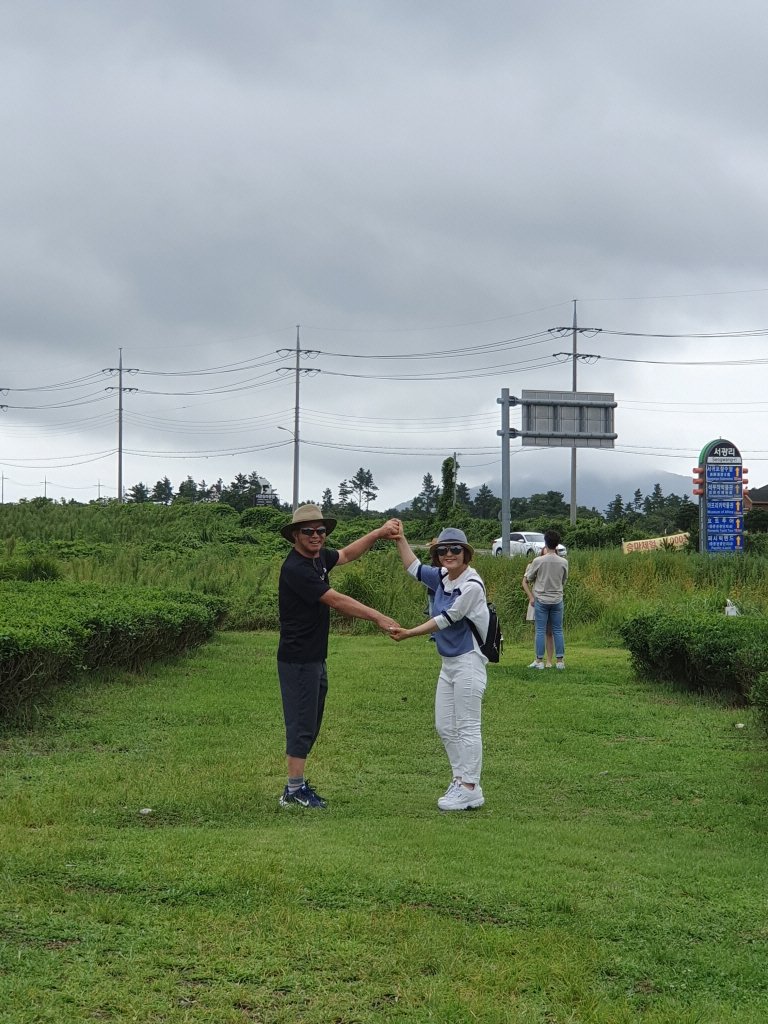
[465,580,503,663]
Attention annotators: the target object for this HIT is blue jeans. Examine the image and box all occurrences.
[534,600,564,660]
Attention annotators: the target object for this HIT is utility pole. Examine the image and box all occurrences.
[570,300,578,526]
[292,326,301,511]
[277,326,320,511]
[453,451,459,506]
[549,301,602,525]
[104,349,139,504]
[497,389,514,556]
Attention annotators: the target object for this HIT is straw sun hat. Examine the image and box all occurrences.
[279,503,338,542]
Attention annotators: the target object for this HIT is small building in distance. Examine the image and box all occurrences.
[253,477,279,506]
[744,484,768,513]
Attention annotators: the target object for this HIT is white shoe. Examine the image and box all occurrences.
[441,778,461,800]
[555,661,565,670]
[528,660,544,670]
[438,784,484,811]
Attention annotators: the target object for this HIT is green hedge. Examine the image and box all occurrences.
[619,610,768,701]
[751,672,768,732]
[0,581,225,718]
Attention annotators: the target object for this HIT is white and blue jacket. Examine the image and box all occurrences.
[408,561,490,660]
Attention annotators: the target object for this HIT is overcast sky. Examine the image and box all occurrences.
[1,1,767,511]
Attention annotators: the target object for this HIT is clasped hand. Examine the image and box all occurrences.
[379,518,403,540]
[387,626,409,642]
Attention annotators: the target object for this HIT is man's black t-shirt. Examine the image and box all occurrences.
[277,547,341,663]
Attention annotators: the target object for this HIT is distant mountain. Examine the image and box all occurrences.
[397,468,694,516]
[482,468,694,515]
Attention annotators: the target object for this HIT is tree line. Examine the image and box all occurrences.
[40,454,760,542]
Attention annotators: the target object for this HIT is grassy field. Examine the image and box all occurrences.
[1,633,767,1023]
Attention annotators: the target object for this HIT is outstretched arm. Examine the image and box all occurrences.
[389,618,438,642]
[336,518,402,565]
[394,533,419,571]
[319,588,398,633]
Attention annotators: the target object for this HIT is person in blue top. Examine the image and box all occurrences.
[389,526,489,811]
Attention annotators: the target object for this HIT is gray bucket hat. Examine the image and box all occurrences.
[279,503,338,542]
[429,527,474,560]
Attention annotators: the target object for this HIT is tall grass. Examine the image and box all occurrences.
[3,500,768,640]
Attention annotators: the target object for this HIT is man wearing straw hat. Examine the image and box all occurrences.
[277,503,402,809]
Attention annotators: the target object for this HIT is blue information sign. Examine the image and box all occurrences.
[696,438,745,554]
[706,499,743,513]
[706,465,741,481]
[707,516,742,532]
[706,535,742,552]
[706,482,743,498]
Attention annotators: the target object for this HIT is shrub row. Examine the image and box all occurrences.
[619,610,768,704]
[0,581,226,718]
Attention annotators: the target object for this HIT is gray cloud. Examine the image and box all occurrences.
[0,1,766,507]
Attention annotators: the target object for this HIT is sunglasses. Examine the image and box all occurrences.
[436,544,465,556]
[299,526,328,537]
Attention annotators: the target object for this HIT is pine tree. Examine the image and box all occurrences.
[150,477,174,505]
[472,483,499,520]
[349,468,378,510]
[604,494,625,522]
[338,479,353,509]
[126,482,150,503]
[417,473,439,516]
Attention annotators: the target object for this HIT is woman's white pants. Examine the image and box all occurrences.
[434,651,487,785]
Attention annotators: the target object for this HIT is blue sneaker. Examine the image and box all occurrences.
[279,781,327,809]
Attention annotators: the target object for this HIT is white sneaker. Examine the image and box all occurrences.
[438,784,485,811]
[555,661,565,670]
[441,778,461,799]
[528,660,544,670]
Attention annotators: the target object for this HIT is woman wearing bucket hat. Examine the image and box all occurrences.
[389,526,489,811]
[276,504,402,809]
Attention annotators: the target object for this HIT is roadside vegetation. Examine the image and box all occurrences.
[2,500,768,728]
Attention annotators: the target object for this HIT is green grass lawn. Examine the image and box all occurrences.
[1,633,767,1023]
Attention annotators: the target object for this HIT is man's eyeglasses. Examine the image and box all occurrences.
[299,526,328,537]
[436,544,465,556]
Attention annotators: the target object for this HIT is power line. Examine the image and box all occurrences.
[600,328,768,339]
[136,372,292,396]
[596,354,768,366]
[4,393,114,410]
[316,330,553,360]
[0,372,108,392]
[318,356,555,382]
[137,354,286,377]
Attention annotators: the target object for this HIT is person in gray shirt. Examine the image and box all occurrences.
[522,529,568,670]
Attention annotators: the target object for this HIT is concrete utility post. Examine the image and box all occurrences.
[291,326,301,511]
[548,302,602,526]
[497,389,515,558]
[570,300,578,525]
[277,326,320,512]
[104,349,138,504]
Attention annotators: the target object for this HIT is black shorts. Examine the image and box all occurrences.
[277,660,328,759]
